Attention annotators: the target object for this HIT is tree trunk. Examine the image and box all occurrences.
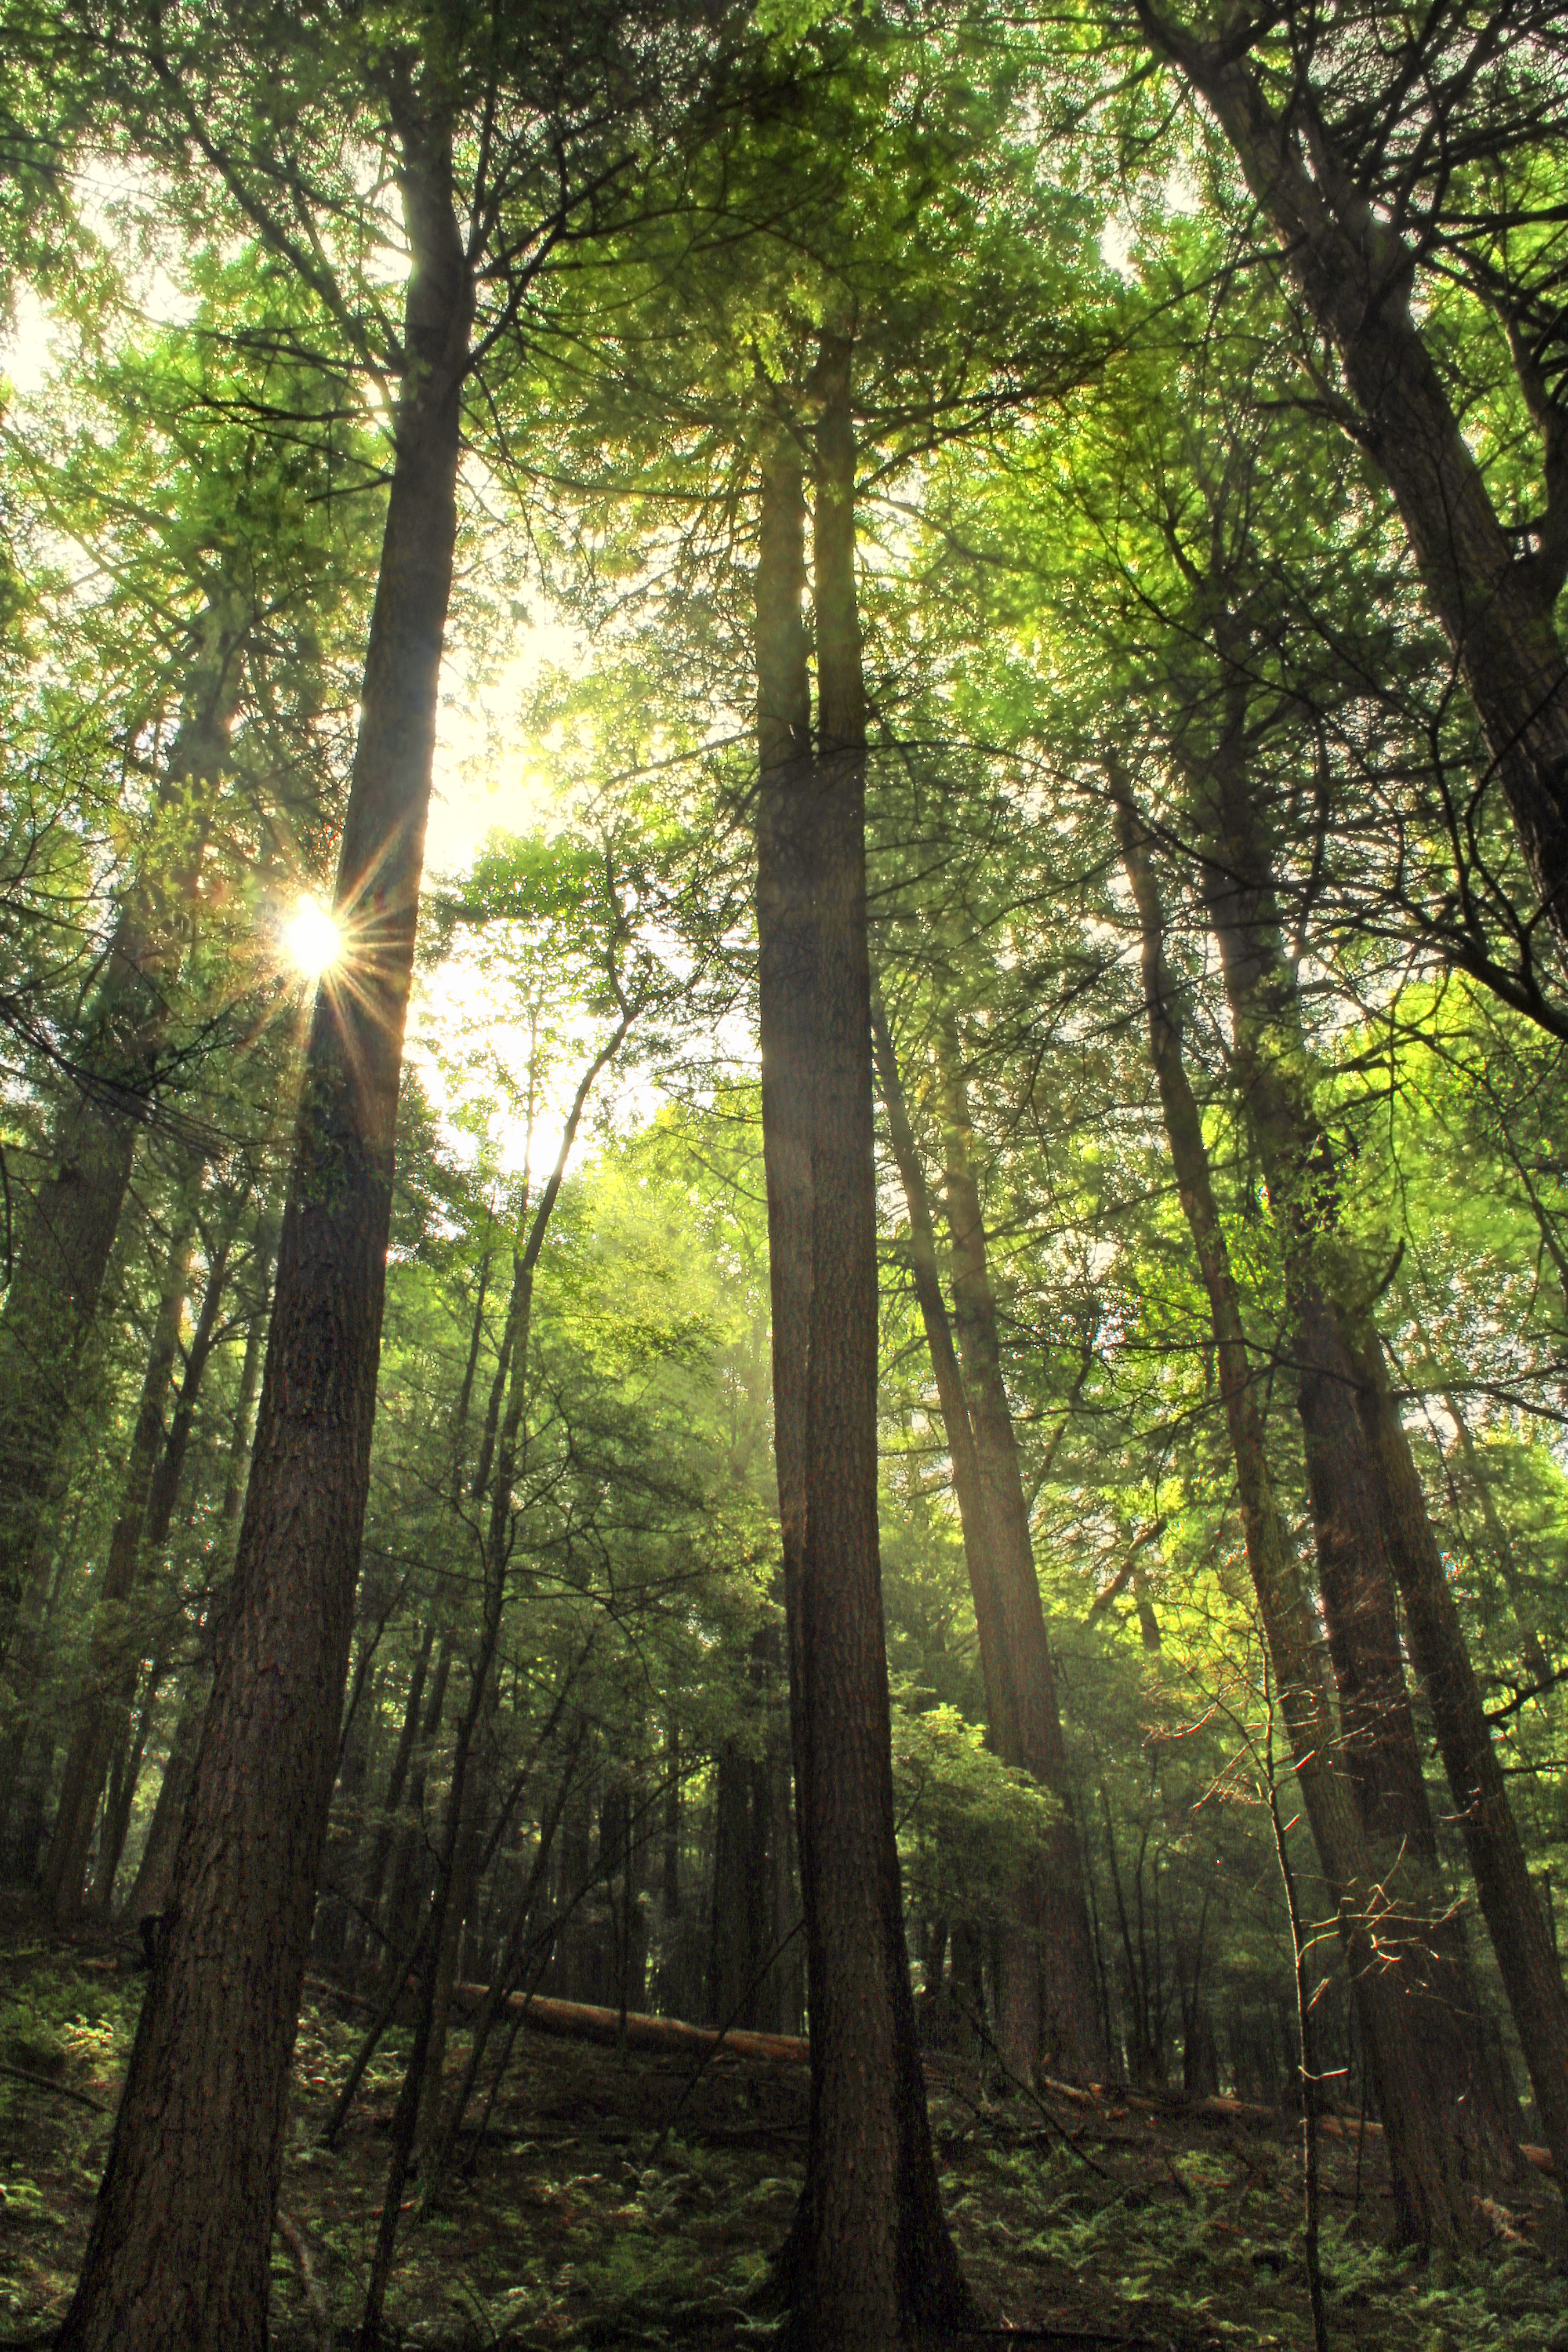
[92,1670,162,1911]
[936,1027,1105,2083]
[1192,712,1522,2179]
[58,119,474,2352]
[873,998,1102,2082]
[42,1191,200,1923]
[1110,765,1475,2249]
[755,351,975,2348]
[349,1617,437,1980]
[0,603,246,1663]
[1142,9,1568,951]
[1354,1334,1568,2190]
[707,1735,770,2029]
[127,1220,269,1925]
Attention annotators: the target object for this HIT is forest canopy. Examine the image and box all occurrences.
[0,3,1567,2349]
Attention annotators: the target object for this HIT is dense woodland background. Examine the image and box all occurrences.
[1,1,1568,2346]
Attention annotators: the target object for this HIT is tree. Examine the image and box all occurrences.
[52,7,732,2343]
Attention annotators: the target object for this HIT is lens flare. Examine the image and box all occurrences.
[282,897,343,980]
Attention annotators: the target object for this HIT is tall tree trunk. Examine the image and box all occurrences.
[382,1628,455,1980]
[58,120,475,2352]
[872,999,1102,2081]
[936,1027,1104,2082]
[707,1735,770,2029]
[1110,766,1475,2249]
[349,1617,437,1980]
[755,354,975,2347]
[127,1215,272,1925]
[92,1669,163,1911]
[1192,711,1521,2179]
[1354,1335,1568,2191]
[0,602,246,1662]
[42,1190,200,1922]
[1140,7,1568,951]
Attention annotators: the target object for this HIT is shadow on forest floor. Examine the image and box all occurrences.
[2,1911,1566,2350]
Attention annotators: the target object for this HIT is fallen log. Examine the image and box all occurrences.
[439,1990,1556,2176]
[449,1984,810,2066]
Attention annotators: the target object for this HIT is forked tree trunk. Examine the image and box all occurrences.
[1111,769,1475,2250]
[57,118,475,2352]
[755,351,975,2347]
[872,1000,1102,2082]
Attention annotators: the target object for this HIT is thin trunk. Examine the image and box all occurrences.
[757,354,975,2348]
[449,1247,491,1507]
[127,1227,266,1927]
[936,1027,1105,2082]
[0,605,246,1659]
[59,120,474,2352]
[92,1669,162,1911]
[42,1192,199,1922]
[1111,766,1473,2249]
[349,1617,437,1979]
[217,1216,277,1533]
[359,976,621,2337]
[873,996,1101,2080]
[383,1631,455,1977]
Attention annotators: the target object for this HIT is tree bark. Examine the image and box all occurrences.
[755,351,975,2348]
[1354,1333,1568,2191]
[42,1189,200,1922]
[57,114,474,2352]
[0,601,247,1663]
[872,998,1102,2082]
[1139,5,1568,951]
[1110,765,1475,2249]
[936,1027,1105,2082]
[1192,711,1521,2179]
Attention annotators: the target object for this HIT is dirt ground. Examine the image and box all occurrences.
[3,1914,1565,2349]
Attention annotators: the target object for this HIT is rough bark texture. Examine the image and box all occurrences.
[1354,1334,1568,2190]
[1193,719,1521,2179]
[756,357,974,2347]
[873,998,1103,2082]
[1110,768,1475,2250]
[1140,5,1568,948]
[56,121,473,2352]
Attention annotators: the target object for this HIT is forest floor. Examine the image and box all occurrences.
[2,1910,1566,2351]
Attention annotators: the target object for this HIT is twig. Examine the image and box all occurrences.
[647,1921,804,2167]
[950,1995,1118,2183]
[274,2208,332,2352]
[0,2063,109,2114]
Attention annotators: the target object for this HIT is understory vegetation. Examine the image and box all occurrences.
[1,0,1567,2346]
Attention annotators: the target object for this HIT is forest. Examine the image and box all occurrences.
[0,1,1566,2348]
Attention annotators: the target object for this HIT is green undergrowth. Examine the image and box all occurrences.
[3,1926,1565,2350]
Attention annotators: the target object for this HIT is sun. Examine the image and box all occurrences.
[282,897,343,980]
